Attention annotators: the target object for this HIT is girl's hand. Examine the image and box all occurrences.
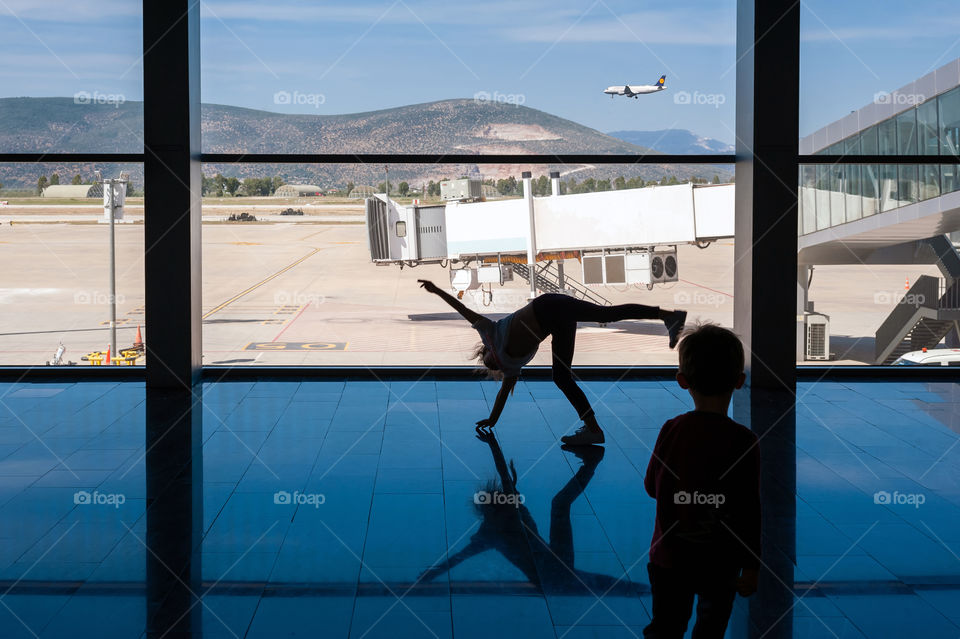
[475,418,496,431]
[417,279,440,294]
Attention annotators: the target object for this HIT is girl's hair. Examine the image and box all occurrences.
[472,342,504,381]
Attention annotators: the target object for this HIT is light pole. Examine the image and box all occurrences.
[95,171,128,361]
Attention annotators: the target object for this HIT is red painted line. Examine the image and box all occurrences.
[678,279,733,298]
[271,303,311,342]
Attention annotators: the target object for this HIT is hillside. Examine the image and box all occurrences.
[0,98,732,189]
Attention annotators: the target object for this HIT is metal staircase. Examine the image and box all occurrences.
[875,237,960,364]
[512,261,612,306]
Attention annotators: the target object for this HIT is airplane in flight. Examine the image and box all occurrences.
[603,75,666,99]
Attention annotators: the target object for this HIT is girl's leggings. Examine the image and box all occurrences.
[531,293,660,421]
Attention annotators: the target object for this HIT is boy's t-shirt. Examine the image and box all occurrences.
[645,410,761,571]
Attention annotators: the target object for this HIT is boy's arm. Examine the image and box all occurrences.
[477,376,518,427]
[644,424,667,498]
[418,279,483,325]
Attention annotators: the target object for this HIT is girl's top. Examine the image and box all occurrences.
[472,313,538,377]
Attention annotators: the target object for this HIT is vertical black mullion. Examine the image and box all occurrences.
[143,0,202,388]
[735,0,800,390]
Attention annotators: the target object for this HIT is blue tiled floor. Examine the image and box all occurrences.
[0,379,959,637]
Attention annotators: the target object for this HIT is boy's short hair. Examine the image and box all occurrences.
[677,322,744,396]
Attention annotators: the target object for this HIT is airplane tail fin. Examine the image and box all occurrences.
[657,75,666,87]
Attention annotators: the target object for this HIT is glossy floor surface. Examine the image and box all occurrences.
[0,378,959,638]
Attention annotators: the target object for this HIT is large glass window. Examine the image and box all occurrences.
[860,125,880,216]
[0,7,143,152]
[0,163,145,365]
[199,1,737,156]
[199,162,734,366]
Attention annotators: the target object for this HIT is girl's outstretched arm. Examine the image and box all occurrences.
[476,376,518,428]
[418,279,484,325]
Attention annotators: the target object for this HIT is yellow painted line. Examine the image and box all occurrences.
[202,247,322,320]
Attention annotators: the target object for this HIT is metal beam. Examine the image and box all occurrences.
[142,0,202,388]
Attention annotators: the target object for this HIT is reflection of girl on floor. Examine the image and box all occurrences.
[418,280,685,445]
[419,430,634,596]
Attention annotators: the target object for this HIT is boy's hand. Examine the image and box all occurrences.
[736,568,759,597]
[417,279,440,294]
[475,417,496,430]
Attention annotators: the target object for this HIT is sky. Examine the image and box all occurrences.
[1,0,959,143]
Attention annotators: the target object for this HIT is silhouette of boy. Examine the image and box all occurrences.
[643,323,760,638]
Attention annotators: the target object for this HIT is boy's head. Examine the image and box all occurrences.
[676,322,745,397]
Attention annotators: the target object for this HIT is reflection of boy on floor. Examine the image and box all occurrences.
[643,323,761,639]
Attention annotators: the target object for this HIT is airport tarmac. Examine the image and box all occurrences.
[0,217,941,367]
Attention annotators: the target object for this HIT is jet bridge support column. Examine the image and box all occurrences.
[797,264,811,360]
[523,171,537,299]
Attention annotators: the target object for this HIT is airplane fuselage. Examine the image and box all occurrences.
[604,85,665,97]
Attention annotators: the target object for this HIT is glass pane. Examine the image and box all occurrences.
[198,162,735,366]
[898,164,919,204]
[918,99,939,155]
[0,163,144,365]
[0,7,143,152]
[200,2,737,155]
[878,119,898,155]
[920,164,940,200]
[800,165,817,234]
[880,164,898,211]
[860,125,878,155]
[939,86,960,155]
[862,163,880,216]
[815,165,831,230]
[896,110,918,155]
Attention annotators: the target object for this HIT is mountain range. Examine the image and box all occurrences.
[0,98,732,190]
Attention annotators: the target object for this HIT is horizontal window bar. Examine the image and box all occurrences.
[801,154,960,164]
[1,366,958,382]
[199,153,736,164]
[0,153,146,163]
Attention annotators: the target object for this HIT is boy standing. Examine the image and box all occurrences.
[643,323,761,638]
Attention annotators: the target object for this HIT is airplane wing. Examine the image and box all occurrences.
[623,84,634,97]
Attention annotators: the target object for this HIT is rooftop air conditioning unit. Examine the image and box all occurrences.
[805,312,830,361]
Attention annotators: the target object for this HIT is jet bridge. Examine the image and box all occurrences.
[365,178,734,294]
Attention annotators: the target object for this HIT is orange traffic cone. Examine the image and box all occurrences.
[134,325,143,349]
[905,278,910,291]
[105,345,111,366]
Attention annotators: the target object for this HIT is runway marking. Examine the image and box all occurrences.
[202,247,322,320]
[271,302,311,342]
[243,341,347,351]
